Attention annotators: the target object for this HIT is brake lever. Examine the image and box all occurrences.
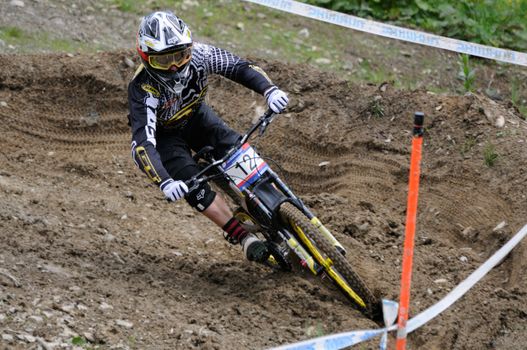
[259,111,276,136]
[185,177,201,193]
[259,120,269,136]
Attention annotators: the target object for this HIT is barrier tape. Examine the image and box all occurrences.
[268,329,386,350]
[242,0,527,67]
[267,224,527,350]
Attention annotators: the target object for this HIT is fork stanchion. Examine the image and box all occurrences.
[396,112,425,350]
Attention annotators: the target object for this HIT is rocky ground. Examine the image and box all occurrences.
[1,1,527,350]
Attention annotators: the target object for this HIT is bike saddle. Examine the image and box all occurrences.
[193,146,215,162]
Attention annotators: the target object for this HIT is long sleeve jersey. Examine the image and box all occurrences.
[128,42,274,186]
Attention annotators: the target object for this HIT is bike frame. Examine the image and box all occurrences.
[187,109,347,274]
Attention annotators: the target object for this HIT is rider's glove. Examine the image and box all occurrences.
[265,86,289,114]
[160,179,188,202]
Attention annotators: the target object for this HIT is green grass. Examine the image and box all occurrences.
[0,26,95,53]
[458,54,476,93]
[426,85,450,94]
[461,136,477,156]
[113,0,136,12]
[106,0,177,13]
[0,26,23,39]
[369,97,385,118]
[483,142,499,167]
[72,336,87,346]
[356,59,395,84]
[306,321,326,337]
[511,78,527,120]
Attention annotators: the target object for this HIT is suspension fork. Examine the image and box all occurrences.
[277,228,323,275]
[267,169,347,255]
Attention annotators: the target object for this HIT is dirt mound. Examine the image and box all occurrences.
[0,52,526,349]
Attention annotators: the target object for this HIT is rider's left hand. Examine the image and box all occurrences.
[265,86,289,114]
[160,179,188,202]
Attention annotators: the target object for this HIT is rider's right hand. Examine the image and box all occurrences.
[264,86,289,114]
[160,179,188,202]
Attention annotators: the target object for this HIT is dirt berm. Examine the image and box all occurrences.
[0,52,526,349]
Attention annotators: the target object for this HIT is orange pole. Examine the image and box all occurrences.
[396,112,425,350]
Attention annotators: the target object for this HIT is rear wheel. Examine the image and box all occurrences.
[279,202,382,321]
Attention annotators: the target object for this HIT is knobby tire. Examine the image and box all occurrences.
[279,202,382,321]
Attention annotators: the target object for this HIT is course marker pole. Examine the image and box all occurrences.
[396,112,424,350]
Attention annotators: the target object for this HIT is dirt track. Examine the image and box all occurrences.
[0,51,526,349]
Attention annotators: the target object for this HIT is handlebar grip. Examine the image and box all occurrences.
[264,108,275,119]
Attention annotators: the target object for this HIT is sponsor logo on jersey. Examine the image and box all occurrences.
[249,65,273,84]
[141,84,160,97]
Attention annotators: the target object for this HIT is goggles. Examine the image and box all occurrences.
[148,46,192,71]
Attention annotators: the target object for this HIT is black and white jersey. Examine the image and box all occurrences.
[128,42,274,186]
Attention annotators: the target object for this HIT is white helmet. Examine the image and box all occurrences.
[136,11,193,83]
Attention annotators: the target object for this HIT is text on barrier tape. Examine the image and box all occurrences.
[242,0,527,67]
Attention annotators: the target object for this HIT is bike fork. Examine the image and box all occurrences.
[277,229,324,275]
[268,169,347,255]
[309,217,347,256]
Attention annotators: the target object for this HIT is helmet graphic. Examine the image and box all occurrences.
[136,11,193,83]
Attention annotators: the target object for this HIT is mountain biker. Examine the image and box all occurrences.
[127,11,289,263]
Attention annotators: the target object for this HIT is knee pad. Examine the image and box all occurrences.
[185,181,216,212]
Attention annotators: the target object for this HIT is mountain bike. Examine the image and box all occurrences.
[186,109,383,322]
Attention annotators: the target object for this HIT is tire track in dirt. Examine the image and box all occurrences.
[1,53,526,349]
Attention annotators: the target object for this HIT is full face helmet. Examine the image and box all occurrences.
[136,11,193,85]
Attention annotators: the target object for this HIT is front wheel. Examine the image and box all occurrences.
[279,202,382,321]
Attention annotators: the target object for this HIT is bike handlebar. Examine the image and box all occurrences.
[185,108,277,189]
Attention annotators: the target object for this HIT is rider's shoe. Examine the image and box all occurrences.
[241,234,270,263]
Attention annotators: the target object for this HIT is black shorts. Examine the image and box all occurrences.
[156,103,240,182]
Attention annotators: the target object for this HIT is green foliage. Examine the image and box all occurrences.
[302,0,527,52]
[106,0,183,13]
[483,142,499,167]
[458,54,476,93]
[306,321,326,337]
[0,26,92,53]
[517,105,527,120]
[114,0,136,12]
[0,26,24,39]
[71,336,87,346]
[461,136,477,156]
[110,0,141,13]
[356,59,395,84]
[511,78,527,120]
[369,97,385,118]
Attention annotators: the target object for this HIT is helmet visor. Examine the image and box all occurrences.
[148,46,192,71]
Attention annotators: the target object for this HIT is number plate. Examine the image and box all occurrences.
[221,143,269,191]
